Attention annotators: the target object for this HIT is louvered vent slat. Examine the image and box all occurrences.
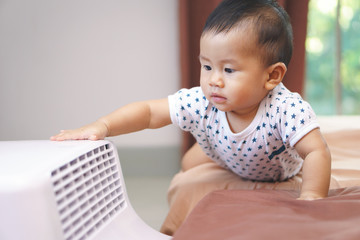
[50,143,127,240]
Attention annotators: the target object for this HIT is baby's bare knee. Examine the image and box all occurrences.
[181,143,212,171]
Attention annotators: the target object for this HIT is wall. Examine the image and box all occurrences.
[0,0,181,150]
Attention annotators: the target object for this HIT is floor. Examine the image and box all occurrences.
[124,176,173,231]
[117,145,180,232]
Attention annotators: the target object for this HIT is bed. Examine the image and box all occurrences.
[160,116,360,238]
[172,187,360,239]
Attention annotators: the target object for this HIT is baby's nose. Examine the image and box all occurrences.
[209,73,224,88]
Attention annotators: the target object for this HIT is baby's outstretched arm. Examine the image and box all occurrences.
[295,128,331,200]
[51,98,171,141]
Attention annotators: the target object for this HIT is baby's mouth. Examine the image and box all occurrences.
[210,93,227,103]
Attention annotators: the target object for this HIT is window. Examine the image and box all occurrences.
[305,0,360,115]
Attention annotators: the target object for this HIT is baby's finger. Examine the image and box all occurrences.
[89,135,99,141]
[50,130,76,141]
[50,134,65,141]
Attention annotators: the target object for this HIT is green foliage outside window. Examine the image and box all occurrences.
[305,0,360,115]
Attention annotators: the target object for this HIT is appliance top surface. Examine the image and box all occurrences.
[0,140,112,185]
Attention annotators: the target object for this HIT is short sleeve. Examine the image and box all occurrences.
[168,87,207,132]
[277,94,320,147]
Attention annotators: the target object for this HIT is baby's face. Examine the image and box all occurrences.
[199,28,271,116]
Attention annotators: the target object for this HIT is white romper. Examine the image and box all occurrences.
[168,83,319,181]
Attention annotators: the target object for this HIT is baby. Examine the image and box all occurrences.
[52,0,331,200]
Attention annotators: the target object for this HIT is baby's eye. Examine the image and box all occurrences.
[224,68,234,73]
[203,65,212,71]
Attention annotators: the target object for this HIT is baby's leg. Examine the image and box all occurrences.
[181,142,213,171]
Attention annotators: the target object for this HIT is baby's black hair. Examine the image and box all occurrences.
[203,0,293,67]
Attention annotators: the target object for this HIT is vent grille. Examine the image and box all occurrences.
[51,143,126,240]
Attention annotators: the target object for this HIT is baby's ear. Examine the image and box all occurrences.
[265,62,287,91]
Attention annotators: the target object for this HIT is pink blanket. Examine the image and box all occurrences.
[173,187,360,240]
[161,130,360,235]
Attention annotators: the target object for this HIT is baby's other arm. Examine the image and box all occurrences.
[181,142,214,171]
[51,98,171,141]
[295,128,331,200]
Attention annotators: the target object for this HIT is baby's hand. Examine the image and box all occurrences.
[50,120,109,141]
[297,192,325,201]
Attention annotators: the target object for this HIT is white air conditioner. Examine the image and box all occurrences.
[0,140,171,240]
